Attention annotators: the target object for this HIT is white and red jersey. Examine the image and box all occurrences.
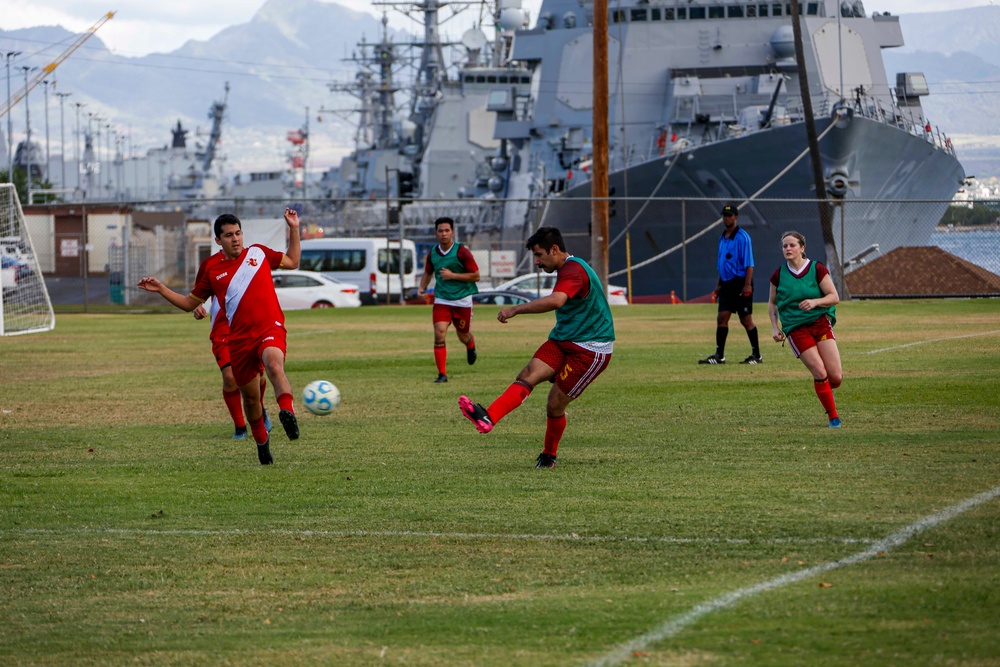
[191,245,285,342]
[206,295,229,342]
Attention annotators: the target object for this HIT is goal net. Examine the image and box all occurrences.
[1,183,55,336]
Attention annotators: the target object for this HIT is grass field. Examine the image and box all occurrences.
[1,299,999,666]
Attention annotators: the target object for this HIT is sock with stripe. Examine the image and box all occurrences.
[486,380,533,424]
[814,377,838,419]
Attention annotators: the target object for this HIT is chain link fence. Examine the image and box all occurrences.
[19,196,1000,306]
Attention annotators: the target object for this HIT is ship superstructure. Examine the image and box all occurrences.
[474,0,964,295]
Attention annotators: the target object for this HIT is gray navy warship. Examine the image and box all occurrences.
[326,0,965,298]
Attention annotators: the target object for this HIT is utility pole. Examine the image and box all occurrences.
[789,0,848,298]
[5,51,20,183]
[56,91,71,189]
[591,0,609,289]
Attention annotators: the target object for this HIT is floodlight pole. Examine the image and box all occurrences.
[43,79,51,182]
[21,66,35,200]
[56,91,71,189]
[4,51,20,184]
[73,102,84,193]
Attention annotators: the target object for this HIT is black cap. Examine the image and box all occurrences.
[721,204,739,216]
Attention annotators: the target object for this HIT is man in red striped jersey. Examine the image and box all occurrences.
[138,208,301,465]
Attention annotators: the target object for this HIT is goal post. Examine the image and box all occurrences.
[1,183,56,336]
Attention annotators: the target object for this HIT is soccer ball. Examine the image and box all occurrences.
[302,380,341,416]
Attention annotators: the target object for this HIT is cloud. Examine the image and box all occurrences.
[2,0,996,57]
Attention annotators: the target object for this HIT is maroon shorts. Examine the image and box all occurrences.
[432,303,473,335]
[787,315,835,359]
[227,326,286,387]
[533,339,612,399]
[211,336,231,370]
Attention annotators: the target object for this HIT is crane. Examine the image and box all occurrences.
[0,11,115,120]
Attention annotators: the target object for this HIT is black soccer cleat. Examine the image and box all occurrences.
[739,354,763,365]
[279,409,299,440]
[434,373,448,383]
[535,453,557,469]
[257,438,274,465]
[467,346,477,365]
[698,354,726,365]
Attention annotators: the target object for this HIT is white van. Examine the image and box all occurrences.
[299,237,417,305]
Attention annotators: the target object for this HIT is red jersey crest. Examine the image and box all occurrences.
[247,257,258,267]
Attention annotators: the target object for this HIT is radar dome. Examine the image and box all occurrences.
[499,8,526,31]
[461,28,487,51]
[770,25,795,59]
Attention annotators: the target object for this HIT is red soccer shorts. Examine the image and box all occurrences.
[227,326,286,387]
[533,339,612,399]
[787,315,836,359]
[432,303,473,335]
[211,336,231,370]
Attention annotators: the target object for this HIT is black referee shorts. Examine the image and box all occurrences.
[717,277,753,316]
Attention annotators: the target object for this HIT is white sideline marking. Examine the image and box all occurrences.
[585,484,1000,667]
[865,329,1000,355]
[8,527,872,546]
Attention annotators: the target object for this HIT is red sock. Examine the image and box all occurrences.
[543,414,566,456]
[814,378,838,419]
[434,344,447,375]
[277,392,294,413]
[223,389,245,428]
[486,381,532,424]
[249,414,268,444]
[466,335,476,350]
[259,377,268,407]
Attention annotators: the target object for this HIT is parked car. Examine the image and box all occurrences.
[493,272,629,305]
[272,270,362,310]
[472,290,537,306]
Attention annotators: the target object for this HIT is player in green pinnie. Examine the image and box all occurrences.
[459,226,615,468]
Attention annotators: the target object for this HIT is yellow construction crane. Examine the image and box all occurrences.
[0,11,115,120]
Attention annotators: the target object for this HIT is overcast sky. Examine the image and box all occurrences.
[0,0,995,57]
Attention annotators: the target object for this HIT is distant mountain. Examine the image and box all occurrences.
[884,6,1000,178]
[1,1,998,178]
[0,0,401,173]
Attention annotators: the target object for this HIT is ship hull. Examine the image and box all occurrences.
[540,115,965,299]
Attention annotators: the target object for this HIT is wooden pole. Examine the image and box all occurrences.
[591,0,609,288]
[789,1,849,298]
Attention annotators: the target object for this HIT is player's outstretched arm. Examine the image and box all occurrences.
[280,208,301,269]
[497,292,568,324]
[137,277,202,312]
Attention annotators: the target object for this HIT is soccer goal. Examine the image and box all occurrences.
[1,183,55,336]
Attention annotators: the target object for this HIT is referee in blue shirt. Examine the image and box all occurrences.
[699,203,762,365]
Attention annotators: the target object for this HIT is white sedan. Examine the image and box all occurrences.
[272,270,362,309]
[493,272,629,305]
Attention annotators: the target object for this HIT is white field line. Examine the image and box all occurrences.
[7,527,872,546]
[585,483,1000,667]
[864,329,1000,355]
